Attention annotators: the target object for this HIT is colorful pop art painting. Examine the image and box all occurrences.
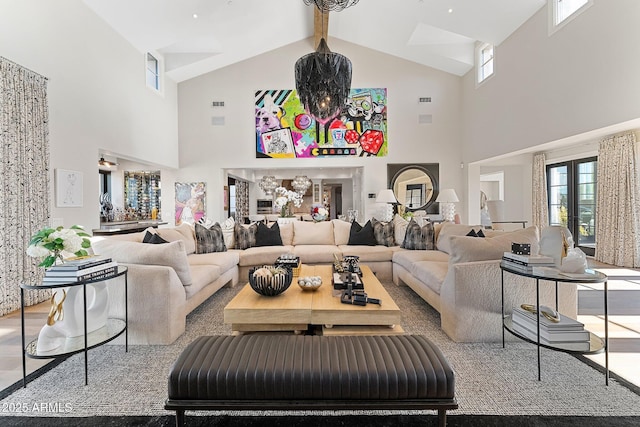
[255,88,387,158]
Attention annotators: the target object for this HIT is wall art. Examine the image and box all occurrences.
[56,169,83,207]
[175,182,205,225]
[255,88,387,158]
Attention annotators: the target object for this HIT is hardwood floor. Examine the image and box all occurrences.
[1,262,639,393]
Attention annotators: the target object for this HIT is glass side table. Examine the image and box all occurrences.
[500,263,609,385]
[20,266,128,387]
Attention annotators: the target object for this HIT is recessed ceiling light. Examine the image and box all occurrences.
[448,8,453,13]
[193,13,198,18]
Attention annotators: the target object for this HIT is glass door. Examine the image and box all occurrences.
[547,157,597,255]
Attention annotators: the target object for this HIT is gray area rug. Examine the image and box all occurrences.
[2,280,640,419]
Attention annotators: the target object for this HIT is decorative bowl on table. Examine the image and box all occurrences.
[248,266,293,296]
[297,276,323,292]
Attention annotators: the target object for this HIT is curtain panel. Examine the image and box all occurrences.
[0,57,50,316]
[595,132,640,268]
[235,180,249,224]
[532,153,549,230]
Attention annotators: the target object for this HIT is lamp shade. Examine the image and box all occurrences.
[436,189,459,203]
[376,189,397,204]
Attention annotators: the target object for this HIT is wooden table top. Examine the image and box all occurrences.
[224,264,401,332]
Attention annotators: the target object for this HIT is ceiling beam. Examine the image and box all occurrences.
[313,7,329,49]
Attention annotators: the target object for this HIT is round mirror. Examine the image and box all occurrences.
[391,166,436,212]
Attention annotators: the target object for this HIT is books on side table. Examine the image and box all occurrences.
[43,257,117,284]
[511,305,591,351]
[501,252,556,273]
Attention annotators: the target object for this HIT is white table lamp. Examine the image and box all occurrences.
[436,188,459,222]
[376,189,397,222]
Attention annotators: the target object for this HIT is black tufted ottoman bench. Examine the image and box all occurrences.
[165,334,457,427]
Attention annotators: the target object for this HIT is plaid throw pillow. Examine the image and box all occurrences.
[195,223,227,254]
[371,217,395,247]
[234,222,258,250]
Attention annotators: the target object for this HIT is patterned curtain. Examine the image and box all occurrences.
[532,153,549,229]
[595,132,640,267]
[235,180,249,223]
[0,57,51,316]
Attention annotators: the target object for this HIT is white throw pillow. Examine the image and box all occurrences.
[392,214,409,246]
[332,219,352,246]
[220,217,236,249]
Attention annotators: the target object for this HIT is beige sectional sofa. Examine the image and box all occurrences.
[393,222,577,342]
[91,219,577,345]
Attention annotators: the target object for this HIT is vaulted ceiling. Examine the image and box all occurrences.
[83,0,546,82]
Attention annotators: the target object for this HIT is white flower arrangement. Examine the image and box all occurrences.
[274,186,303,217]
[311,205,329,221]
[26,225,92,268]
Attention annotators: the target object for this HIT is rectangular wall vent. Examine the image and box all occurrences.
[211,116,225,126]
[212,101,225,107]
[418,114,433,124]
[419,97,432,103]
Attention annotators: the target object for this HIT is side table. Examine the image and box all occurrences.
[20,266,128,387]
[500,263,609,385]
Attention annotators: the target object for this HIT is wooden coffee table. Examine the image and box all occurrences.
[224,264,402,335]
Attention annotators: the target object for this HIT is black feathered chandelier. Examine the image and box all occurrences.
[295,0,358,125]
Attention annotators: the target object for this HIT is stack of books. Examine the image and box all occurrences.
[501,252,556,273]
[511,305,591,351]
[43,257,117,285]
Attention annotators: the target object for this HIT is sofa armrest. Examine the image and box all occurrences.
[440,260,577,342]
[107,263,187,345]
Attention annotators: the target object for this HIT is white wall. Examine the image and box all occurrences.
[0,0,179,230]
[462,1,640,164]
[178,37,465,222]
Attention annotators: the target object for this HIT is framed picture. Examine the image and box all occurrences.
[175,182,206,225]
[56,169,83,207]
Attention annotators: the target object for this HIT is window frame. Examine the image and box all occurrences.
[145,52,164,95]
[548,0,594,36]
[476,42,495,86]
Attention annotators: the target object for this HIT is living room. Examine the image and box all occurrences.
[2,0,640,425]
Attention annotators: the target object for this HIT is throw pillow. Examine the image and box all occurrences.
[466,229,478,237]
[234,222,258,250]
[347,220,377,246]
[422,221,435,250]
[371,217,395,247]
[402,219,426,250]
[220,217,236,249]
[392,214,409,246]
[255,221,283,247]
[143,231,168,244]
[332,219,352,246]
[448,226,540,264]
[477,229,486,238]
[195,223,227,254]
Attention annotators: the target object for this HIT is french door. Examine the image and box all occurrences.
[546,157,597,256]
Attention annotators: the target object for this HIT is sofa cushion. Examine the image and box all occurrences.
[393,250,450,272]
[143,231,169,244]
[293,221,335,245]
[195,223,227,254]
[293,245,342,264]
[106,231,145,242]
[91,239,193,286]
[448,226,540,264]
[255,221,283,247]
[339,245,394,262]
[188,251,239,272]
[392,214,409,246]
[411,261,449,295]
[332,219,352,246]
[371,217,395,247]
[279,222,294,246]
[185,265,221,299]
[436,222,485,254]
[348,220,377,246]
[144,224,196,255]
[238,245,294,267]
[235,223,258,250]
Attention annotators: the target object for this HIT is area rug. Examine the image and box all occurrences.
[1,280,639,423]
